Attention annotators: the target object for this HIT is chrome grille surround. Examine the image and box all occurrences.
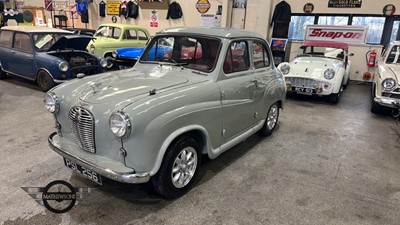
[285,77,325,89]
[68,106,96,153]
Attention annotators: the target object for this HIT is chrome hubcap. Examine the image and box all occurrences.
[267,105,278,130]
[171,147,198,188]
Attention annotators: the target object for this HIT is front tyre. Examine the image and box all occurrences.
[259,102,280,137]
[37,70,56,92]
[152,135,201,199]
[0,67,7,79]
[329,92,340,104]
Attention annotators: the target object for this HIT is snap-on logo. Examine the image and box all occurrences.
[309,29,363,39]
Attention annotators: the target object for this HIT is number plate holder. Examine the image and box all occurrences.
[295,87,313,95]
[64,158,102,185]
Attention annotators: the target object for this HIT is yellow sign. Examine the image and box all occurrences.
[107,0,120,15]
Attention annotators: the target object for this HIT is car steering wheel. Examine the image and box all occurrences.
[159,57,178,64]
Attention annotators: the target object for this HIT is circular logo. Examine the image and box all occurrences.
[112,15,118,23]
[23,11,34,23]
[42,180,76,214]
[383,4,396,16]
[303,3,314,13]
[196,0,211,14]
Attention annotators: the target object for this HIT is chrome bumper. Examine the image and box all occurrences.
[374,96,400,108]
[48,132,150,184]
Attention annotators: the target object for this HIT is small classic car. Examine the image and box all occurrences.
[371,41,400,113]
[45,27,286,198]
[278,41,352,103]
[0,26,107,91]
[87,23,150,68]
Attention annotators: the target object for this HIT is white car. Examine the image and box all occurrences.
[278,41,352,103]
[371,41,400,113]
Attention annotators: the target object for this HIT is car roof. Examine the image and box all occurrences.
[98,23,148,30]
[157,27,266,39]
[0,26,73,34]
[302,40,348,50]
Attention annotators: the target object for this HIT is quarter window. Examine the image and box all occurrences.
[0,31,13,47]
[252,41,270,69]
[137,30,148,40]
[14,33,32,52]
[223,41,250,74]
[125,30,137,40]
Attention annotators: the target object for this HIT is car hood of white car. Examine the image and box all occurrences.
[286,57,343,79]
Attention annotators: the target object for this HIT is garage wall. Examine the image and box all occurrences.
[269,0,400,81]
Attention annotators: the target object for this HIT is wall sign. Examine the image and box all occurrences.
[328,0,362,8]
[383,4,396,16]
[111,15,117,23]
[305,25,368,44]
[196,0,211,14]
[150,10,159,28]
[107,0,120,15]
[303,3,314,13]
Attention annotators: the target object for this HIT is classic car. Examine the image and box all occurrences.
[371,41,400,113]
[45,27,286,198]
[0,26,107,91]
[87,23,150,68]
[278,41,352,103]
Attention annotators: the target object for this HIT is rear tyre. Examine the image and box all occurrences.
[259,102,280,137]
[37,70,56,92]
[0,67,7,79]
[152,135,201,199]
[329,92,340,104]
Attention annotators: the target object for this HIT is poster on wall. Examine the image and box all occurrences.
[15,0,25,10]
[139,0,169,10]
[233,0,246,8]
[53,0,69,10]
[328,0,362,8]
[107,0,120,15]
[150,10,159,28]
[200,14,215,27]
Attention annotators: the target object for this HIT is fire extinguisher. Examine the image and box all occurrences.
[366,49,377,67]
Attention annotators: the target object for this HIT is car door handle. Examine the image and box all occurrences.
[10,51,15,54]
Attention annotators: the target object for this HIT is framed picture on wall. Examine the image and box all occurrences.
[139,0,169,10]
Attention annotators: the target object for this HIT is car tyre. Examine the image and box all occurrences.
[0,67,7,79]
[259,102,280,137]
[329,92,340,104]
[37,70,56,92]
[152,135,201,199]
[371,86,383,114]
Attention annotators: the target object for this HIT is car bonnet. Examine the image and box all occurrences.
[47,35,94,52]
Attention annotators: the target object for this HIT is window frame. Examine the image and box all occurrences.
[13,32,33,53]
[0,30,14,48]
[251,39,271,69]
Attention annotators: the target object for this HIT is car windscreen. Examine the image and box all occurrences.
[94,26,121,39]
[33,33,71,52]
[297,46,345,59]
[386,45,400,64]
[140,35,221,73]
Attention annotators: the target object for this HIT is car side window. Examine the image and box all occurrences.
[137,30,148,40]
[0,31,13,47]
[13,33,32,52]
[223,40,250,74]
[125,29,137,40]
[252,41,270,69]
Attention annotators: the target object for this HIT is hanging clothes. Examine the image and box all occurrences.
[166,2,183,20]
[126,1,139,19]
[119,1,128,18]
[270,1,291,26]
[99,1,106,17]
[81,9,89,23]
[0,2,4,13]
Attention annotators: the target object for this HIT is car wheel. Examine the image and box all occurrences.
[105,55,115,70]
[329,92,340,104]
[259,102,280,137]
[371,86,382,114]
[37,70,56,92]
[152,135,201,199]
[0,66,7,79]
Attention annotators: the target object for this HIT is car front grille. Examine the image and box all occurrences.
[68,106,96,153]
[285,77,325,88]
[70,65,103,78]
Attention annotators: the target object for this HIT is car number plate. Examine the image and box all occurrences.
[295,87,313,95]
[64,158,102,185]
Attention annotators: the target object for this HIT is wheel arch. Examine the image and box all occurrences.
[36,68,56,82]
[150,125,211,176]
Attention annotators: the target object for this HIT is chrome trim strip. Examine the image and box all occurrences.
[48,132,150,184]
[2,69,36,81]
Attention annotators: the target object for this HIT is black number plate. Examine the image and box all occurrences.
[64,158,102,185]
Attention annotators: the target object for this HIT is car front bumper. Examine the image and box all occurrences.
[373,96,400,108]
[48,132,150,184]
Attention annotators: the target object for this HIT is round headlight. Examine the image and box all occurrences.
[279,63,290,75]
[89,44,95,54]
[100,58,108,68]
[109,111,131,138]
[58,61,69,72]
[382,78,396,91]
[44,92,59,113]
[323,68,335,80]
[112,51,117,58]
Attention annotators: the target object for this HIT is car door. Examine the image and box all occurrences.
[0,30,14,71]
[217,40,258,143]
[122,29,149,48]
[9,32,36,78]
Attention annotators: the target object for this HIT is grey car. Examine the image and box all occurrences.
[45,27,286,198]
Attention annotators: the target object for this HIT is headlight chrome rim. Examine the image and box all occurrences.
[44,92,59,114]
[382,78,396,91]
[109,111,132,138]
[100,58,108,68]
[58,61,69,72]
[324,68,335,80]
[279,63,290,75]
[112,51,117,58]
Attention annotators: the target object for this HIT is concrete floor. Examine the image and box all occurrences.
[1,78,400,225]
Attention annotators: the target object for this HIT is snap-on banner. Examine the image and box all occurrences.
[304,25,368,44]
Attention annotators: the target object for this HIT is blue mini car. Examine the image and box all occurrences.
[112,45,172,69]
[0,26,108,91]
